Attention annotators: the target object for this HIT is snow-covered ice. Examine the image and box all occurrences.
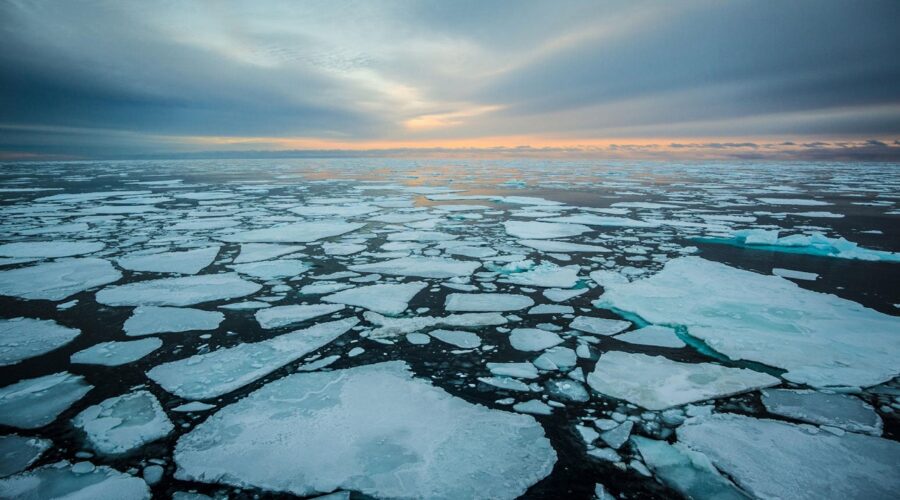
[322,282,426,315]
[124,306,224,336]
[0,318,80,366]
[349,256,480,278]
[587,352,779,410]
[117,246,220,274]
[173,361,556,498]
[0,258,122,301]
[255,304,345,329]
[73,391,174,455]
[97,273,262,306]
[445,293,534,312]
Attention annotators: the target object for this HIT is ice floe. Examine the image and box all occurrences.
[255,304,345,329]
[0,258,122,301]
[363,311,507,339]
[761,389,882,435]
[429,329,481,348]
[0,373,93,429]
[73,391,174,455]
[322,282,426,315]
[614,325,685,348]
[509,328,564,351]
[148,318,357,399]
[228,259,309,279]
[0,318,80,366]
[587,352,779,410]
[173,361,556,498]
[0,241,105,258]
[124,306,224,336]
[503,220,591,239]
[570,316,631,336]
[70,338,162,366]
[97,273,261,306]
[596,256,900,388]
[517,239,610,253]
[0,461,150,499]
[444,293,534,312]
[222,221,364,243]
[117,246,220,274]
[0,435,51,478]
[504,263,580,288]
[349,256,480,278]
[233,243,304,263]
[632,436,747,500]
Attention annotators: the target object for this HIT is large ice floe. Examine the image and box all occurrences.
[0,258,122,301]
[349,256,480,278]
[148,318,357,399]
[72,391,173,455]
[596,256,900,388]
[96,273,262,306]
[322,282,426,315]
[0,318,80,366]
[221,221,365,243]
[173,361,556,498]
[117,246,220,274]
[677,413,900,500]
[587,352,779,410]
[703,229,900,262]
[0,460,150,499]
[0,373,92,429]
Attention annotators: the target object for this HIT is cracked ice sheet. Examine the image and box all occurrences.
[363,311,506,339]
[0,318,80,366]
[677,413,900,500]
[0,258,122,301]
[322,282,426,315]
[173,361,556,499]
[587,351,779,410]
[124,306,224,336]
[96,273,261,307]
[117,247,220,275]
[221,221,364,243]
[147,318,357,399]
[596,256,900,388]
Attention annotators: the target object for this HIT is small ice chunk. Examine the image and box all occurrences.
[772,268,818,281]
[172,402,215,413]
[533,347,577,371]
[0,258,122,301]
[756,197,831,206]
[364,311,507,339]
[429,329,481,348]
[600,421,633,449]
[518,239,609,253]
[614,325,685,348]
[509,328,564,352]
[173,361,556,498]
[570,317,630,336]
[233,243,305,263]
[0,318,80,366]
[299,282,354,295]
[514,400,553,415]
[761,389,883,435]
[118,247,219,275]
[0,373,92,429]
[349,256,480,278]
[255,304,345,329]
[322,282,426,315]
[478,376,533,392]
[73,390,173,454]
[124,306,224,336]
[545,379,590,402]
[406,333,431,345]
[445,293,534,312]
[148,318,357,399]
[528,304,574,315]
[322,242,366,255]
[587,352,779,410]
[71,338,162,366]
[543,288,588,302]
[487,362,539,379]
[0,460,150,499]
[97,273,261,306]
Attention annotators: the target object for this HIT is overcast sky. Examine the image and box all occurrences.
[1,0,898,159]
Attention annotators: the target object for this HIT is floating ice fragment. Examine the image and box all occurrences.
[349,256,480,278]
[570,317,630,336]
[429,329,481,348]
[444,293,533,312]
[233,243,304,263]
[509,328,564,352]
[631,436,747,500]
[0,318,80,366]
[124,306,224,336]
[322,282,426,315]
[73,391,174,455]
[118,247,220,275]
[255,304,345,329]
[0,241,105,258]
[503,221,591,239]
[0,435,51,478]
[0,460,150,499]
[504,263,580,288]
[513,400,553,415]
[0,258,121,301]
[518,239,609,253]
[614,325,685,348]
[364,311,506,339]
[71,338,162,366]
[0,373,92,429]
[487,362,539,379]
[97,273,261,306]
[761,389,882,435]
[772,268,818,281]
[228,259,309,279]
[222,221,365,243]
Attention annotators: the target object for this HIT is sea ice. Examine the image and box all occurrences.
[503,221,591,239]
[631,436,747,500]
[761,389,882,435]
[539,214,658,228]
[509,328,564,351]
[772,267,818,281]
[570,316,631,336]
[349,256,480,278]
[756,197,831,206]
[117,247,220,275]
[487,362,539,379]
[677,413,900,500]
[0,461,150,499]
[0,258,122,301]
[504,263,580,288]
[124,306,224,336]
[0,435,51,478]
[221,221,365,243]
[0,373,93,429]
[233,243,304,263]
[70,338,162,366]
[322,282,426,315]
[364,311,506,339]
[517,239,610,253]
[596,256,900,387]
[444,293,534,312]
[255,304,345,329]
[708,230,900,262]
[148,318,357,399]
[0,318,80,366]
[0,241,105,258]
[229,259,309,279]
[428,329,481,348]
[73,391,174,455]
[173,361,556,498]
[587,352,779,410]
[614,325,686,348]
[97,273,261,306]
[533,347,577,371]
[543,288,589,302]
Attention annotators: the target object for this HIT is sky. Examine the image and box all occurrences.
[1,0,899,161]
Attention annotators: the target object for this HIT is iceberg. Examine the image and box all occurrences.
[596,256,900,387]
[148,318,357,399]
[0,258,121,301]
[124,306,224,336]
[97,273,261,306]
[173,362,556,498]
[322,282,426,315]
[587,352,779,410]
[72,391,174,455]
[0,318,80,366]
[0,372,92,429]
